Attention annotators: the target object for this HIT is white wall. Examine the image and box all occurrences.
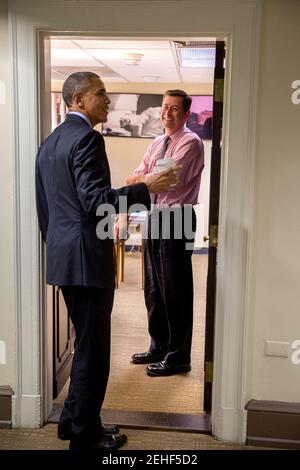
[248,0,300,401]
[0,0,15,387]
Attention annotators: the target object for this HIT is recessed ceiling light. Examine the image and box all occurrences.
[143,76,160,82]
[179,48,215,67]
[122,53,144,65]
[174,42,216,68]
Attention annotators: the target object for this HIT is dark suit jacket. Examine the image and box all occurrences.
[36,114,150,288]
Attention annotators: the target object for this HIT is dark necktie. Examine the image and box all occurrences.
[153,136,171,205]
[159,135,171,159]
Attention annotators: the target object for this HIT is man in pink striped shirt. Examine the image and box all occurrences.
[128,90,204,376]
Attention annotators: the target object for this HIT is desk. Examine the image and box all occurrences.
[114,212,147,289]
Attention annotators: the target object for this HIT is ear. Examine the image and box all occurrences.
[72,91,84,108]
[184,110,191,121]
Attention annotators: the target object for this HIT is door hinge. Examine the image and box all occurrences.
[210,224,218,248]
[205,361,214,383]
[214,78,224,102]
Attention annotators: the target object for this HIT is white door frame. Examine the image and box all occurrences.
[9,0,261,442]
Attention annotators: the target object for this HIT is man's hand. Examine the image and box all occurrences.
[126,174,145,185]
[146,166,180,193]
[113,213,129,240]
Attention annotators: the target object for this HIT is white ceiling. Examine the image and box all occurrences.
[50,38,215,84]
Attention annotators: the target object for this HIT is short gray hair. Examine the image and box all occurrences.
[62,71,100,107]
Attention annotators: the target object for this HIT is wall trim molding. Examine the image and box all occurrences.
[9,0,261,443]
[246,399,300,449]
[12,394,41,429]
[0,386,14,428]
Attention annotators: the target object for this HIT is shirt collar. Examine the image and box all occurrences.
[166,125,186,141]
[68,111,92,127]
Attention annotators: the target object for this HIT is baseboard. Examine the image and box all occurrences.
[0,385,14,428]
[246,399,300,449]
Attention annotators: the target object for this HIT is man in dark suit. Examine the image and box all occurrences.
[35,72,177,451]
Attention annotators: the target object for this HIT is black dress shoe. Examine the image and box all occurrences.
[131,350,166,364]
[146,360,191,376]
[69,432,127,451]
[58,422,119,440]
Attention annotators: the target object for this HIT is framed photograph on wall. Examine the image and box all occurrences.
[102,93,163,138]
[188,95,213,140]
[102,93,213,139]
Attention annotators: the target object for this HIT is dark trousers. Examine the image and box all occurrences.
[59,286,114,443]
[143,206,196,366]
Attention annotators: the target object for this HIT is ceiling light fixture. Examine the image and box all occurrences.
[175,41,216,68]
[122,53,144,65]
[143,76,160,82]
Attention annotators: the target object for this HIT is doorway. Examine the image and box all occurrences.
[43,35,223,433]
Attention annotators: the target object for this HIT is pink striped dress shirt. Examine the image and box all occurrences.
[134,126,204,206]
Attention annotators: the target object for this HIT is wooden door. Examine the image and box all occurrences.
[203,41,225,411]
[52,286,75,399]
[38,34,75,399]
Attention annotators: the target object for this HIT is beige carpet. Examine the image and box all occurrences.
[104,252,207,414]
[56,253,207,415]
[0,424,260,450]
